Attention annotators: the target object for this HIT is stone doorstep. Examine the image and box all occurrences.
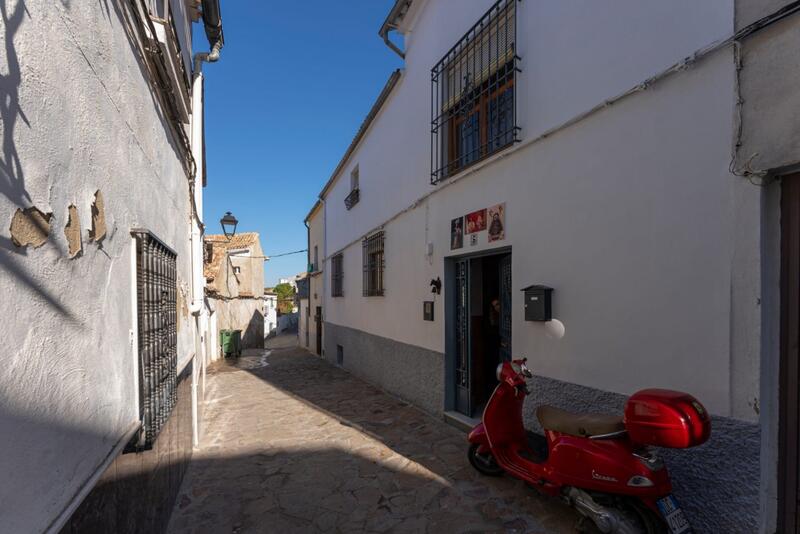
[443,411,480,433]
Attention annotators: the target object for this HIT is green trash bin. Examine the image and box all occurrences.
[220,330,235,358]
[231,330,242,357]
[220,329,243,358]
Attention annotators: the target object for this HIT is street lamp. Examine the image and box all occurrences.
[220,211,238,240]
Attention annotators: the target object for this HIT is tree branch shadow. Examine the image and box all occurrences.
[0,0,32,207]
[0,235,82,325]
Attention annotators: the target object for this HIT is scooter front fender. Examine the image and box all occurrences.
[468,422,489,445]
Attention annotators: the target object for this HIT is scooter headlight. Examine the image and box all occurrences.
[496,363,504,381]
[627,475,654,488]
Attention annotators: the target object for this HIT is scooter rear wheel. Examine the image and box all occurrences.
[468,443,504,477]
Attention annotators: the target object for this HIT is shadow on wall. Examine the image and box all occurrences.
[0,409,112,533]
[0,235,81,323]
[0,361,193,534]
[0,0,188,209]
[0,0,30,207]
[241,308,264,349]
[59,371,194,534]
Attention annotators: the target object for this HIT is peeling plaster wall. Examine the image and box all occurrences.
[0,1,196,531]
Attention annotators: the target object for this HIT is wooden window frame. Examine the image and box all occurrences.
[446,76,515,176]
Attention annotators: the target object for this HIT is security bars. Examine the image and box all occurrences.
[132,230,178,449]
[344,188,360,210]
[331,253,344,297]
[362,232,385,296]
[431,0,520,184]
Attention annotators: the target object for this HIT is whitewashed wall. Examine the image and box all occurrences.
[308,208,325,353]
[322,0,763,420]
[0,1,197,531]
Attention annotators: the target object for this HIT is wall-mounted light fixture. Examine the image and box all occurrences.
[430,277,442,295]
[220,211,238,240]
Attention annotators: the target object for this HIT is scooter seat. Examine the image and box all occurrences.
[536,405,624,438]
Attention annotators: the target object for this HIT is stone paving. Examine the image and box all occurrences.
[167,334,581,533]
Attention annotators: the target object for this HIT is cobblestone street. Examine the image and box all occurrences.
[167,335,580,533]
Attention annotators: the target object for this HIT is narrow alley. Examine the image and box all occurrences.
[166,335,579,533]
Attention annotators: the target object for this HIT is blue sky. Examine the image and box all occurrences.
[195,2,402,287]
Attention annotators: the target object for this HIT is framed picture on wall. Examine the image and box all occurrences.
[488,203,505,242]
[451,216,464,250]
[466,209,487,234]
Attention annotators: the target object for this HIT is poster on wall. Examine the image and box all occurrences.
[466,209,487,234]
[451,216,464,250]
[488,203,505,242]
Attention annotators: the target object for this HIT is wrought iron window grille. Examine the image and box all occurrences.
[431,0,521,184]
[331,253,344,297]
[345,187,360,210]
[131,229,178,450]
[362,232,385,297]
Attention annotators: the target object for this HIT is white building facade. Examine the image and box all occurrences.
[0,1,223,532]
[311,0,800,531]
[303,201,325,356]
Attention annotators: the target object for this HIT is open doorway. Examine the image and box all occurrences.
[780,173,800,533]
[447,250,511,418]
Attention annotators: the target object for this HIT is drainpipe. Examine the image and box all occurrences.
[189,12,223,446]
[189,61,206,317]
[304,219,310,346]
[381,25,406,59]
[188,62,205,448]
[379,0,410,59]
[189,49,221,316]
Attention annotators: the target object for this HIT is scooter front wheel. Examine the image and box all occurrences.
[468,443,504,477]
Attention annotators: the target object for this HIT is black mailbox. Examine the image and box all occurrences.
[522,285,553,321]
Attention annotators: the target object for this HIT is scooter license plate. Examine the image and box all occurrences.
[656,495,692,534]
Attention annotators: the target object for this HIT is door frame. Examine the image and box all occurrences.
[780,173,800,533]
[444,246,512,415]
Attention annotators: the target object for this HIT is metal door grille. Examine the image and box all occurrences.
[133,230,178,449]
[455,259,471,415]
[499,254,512,362]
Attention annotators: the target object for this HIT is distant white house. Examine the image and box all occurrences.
[264,291,278,337]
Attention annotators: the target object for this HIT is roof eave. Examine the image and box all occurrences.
[304,199,322,224]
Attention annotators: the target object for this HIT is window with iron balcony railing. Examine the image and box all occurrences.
[345,188,360,210]
[431,0,520,184]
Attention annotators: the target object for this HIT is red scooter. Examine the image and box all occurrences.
[468,358,710,534]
